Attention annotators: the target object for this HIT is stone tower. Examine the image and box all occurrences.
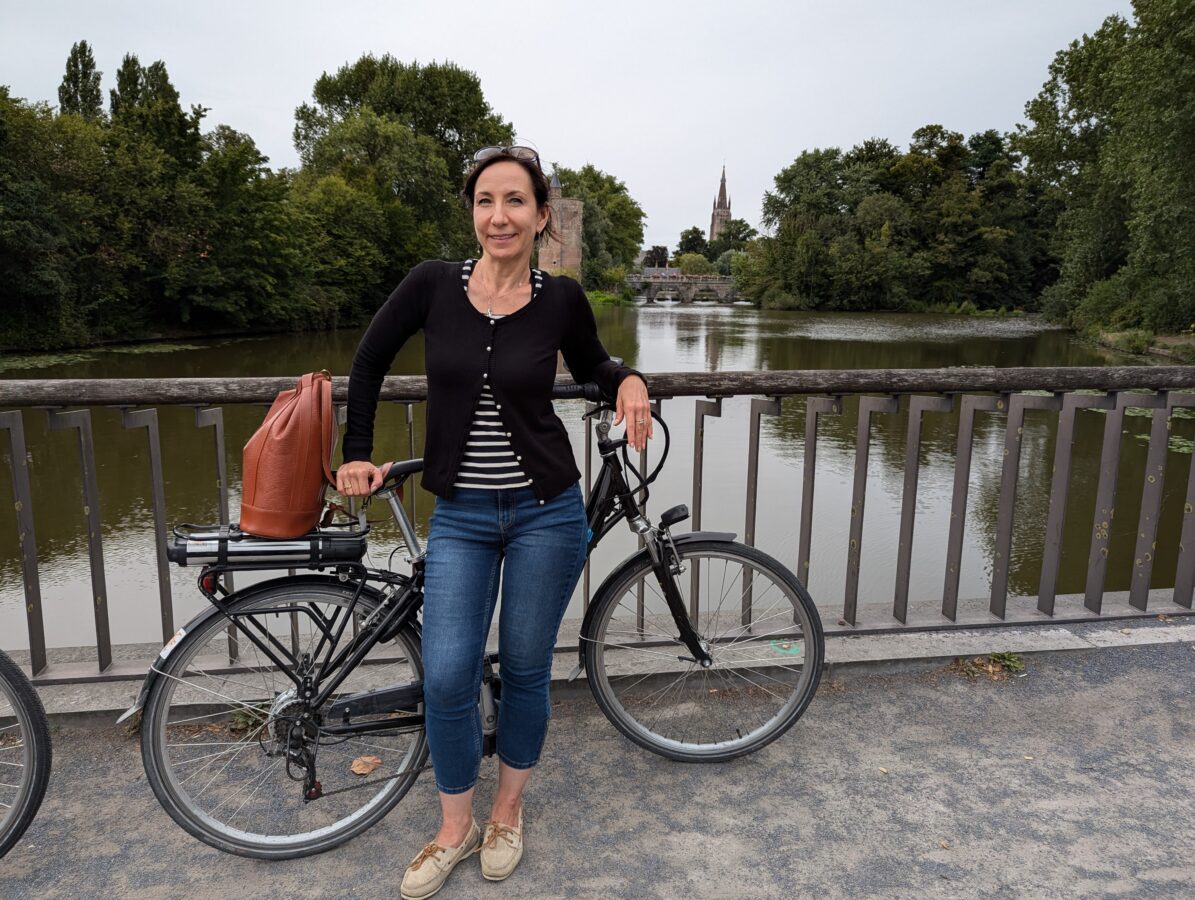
[709,166,731,243]
[537,172,584,276]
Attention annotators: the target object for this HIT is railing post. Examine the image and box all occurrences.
[798,396,843,588]
[843,395,900,626]
[743,397,781,626]
[1037,392,1117,615]
[120,408,175,642]
[47,408,112,672]
[943,394,1008,621]
[894,395,954,624]
[0,411,47,675]
[691,397,722,620]
[195,406,236,660]
[1129,392,1171,610]
[1083,392,1167,613]
[1171,393,1195,609]
[990,392,1062,619]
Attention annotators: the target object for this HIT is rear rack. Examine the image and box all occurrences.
[166,522,369,569]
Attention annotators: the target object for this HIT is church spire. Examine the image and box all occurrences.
[716,165,728,209]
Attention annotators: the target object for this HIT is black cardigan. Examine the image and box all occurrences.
[344,260,643,503]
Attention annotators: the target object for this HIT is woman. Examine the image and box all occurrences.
[338,145,651,899]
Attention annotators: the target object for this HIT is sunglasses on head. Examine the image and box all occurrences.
[472,145,541,168]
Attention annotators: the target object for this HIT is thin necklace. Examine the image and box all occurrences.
[476,260,527,316]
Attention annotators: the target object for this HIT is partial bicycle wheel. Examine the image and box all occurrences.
[582,539,824,762]
[140,579,428,859]
[0,648,52,858]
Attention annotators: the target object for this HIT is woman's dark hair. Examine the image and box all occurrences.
[462,151,559,243]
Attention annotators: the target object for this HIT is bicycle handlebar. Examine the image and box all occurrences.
[551,382,605,402]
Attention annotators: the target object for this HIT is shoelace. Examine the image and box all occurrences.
[409,842,446,871]
[483,820,520,850]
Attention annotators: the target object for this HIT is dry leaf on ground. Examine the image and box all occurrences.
[351,755,383,776]
[1119,628,1133,635]
[879,767,889,774]
[939,839,951,850]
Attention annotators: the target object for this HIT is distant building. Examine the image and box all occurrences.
[710,166,731,243]
[538,172,583,275]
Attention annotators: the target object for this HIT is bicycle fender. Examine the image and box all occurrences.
[572,530,737,676]
[115,574,385,725]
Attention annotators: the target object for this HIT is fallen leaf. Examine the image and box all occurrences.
[350,755,383,776]
[1024,755,1034,760]
[939,839,951,850]
[879,767,889,774]
[1158,614,1171,622]
[1119,628,1133,635]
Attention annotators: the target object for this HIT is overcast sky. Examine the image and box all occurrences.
[3,0,1133,250]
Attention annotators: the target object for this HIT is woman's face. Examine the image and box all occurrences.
[472,161,548,264]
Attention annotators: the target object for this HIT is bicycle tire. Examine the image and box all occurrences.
[582,540,824,762]
[0,648,52,858]
[141,581,428,859]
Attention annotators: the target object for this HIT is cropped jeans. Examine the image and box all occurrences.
[421,481,588,794]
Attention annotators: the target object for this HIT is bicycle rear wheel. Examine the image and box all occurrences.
[140,580,427,859]
[582,540,824,762]
[0,648,52,858]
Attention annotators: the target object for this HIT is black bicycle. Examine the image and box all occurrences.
[122,382,824,859]
[0,648,52,858]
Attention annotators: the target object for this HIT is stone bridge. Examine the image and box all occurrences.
[628,273,738,304]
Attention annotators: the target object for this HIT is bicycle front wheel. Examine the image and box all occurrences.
[141,580,427,859]
[582,540,824,762]
[0,648,52,858]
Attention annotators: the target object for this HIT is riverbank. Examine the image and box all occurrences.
[1092,329,1195,364]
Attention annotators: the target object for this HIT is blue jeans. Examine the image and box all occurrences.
[421,482,588,794]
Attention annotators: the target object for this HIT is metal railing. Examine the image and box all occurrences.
[3,366,1195,684]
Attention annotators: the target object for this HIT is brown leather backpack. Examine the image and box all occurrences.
[239,371,336,538]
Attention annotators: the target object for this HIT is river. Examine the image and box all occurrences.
[2,302,1183,653]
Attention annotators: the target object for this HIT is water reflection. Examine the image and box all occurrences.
[2,306,1180,653]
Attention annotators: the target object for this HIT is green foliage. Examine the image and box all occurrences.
[552,163,646,290]
[745,120,1053,312]
[1110,328,1154,354]
[588,289,635,306]
[706,218,757,260]
[642,245,668,267]
[58,40,103,122]
[294,55,513,180]
[674,252,716,276]
[1015,1,1195,335]
[674,226,707,260]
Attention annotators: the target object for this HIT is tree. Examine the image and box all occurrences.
[109,53,144,117]
[706,217,758,259]
[58,40,103,122]
[301,108,457,275]
[294,55,513,179]
[552,163,646,289]
[674,252,715,275]
[674,226,707,260]
[642,245,668,267]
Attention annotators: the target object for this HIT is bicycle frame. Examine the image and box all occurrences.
[121,395,714,731]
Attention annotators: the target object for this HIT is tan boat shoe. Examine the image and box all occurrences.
[480,806,524,881]
[399,819,480,900]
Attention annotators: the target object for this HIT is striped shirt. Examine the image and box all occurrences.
[452,260,542,490]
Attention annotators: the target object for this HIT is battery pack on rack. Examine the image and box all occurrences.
[166,523,368,569]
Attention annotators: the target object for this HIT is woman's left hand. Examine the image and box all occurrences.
[614,375,652,452]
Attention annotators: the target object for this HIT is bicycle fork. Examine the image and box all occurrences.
[641,526,713,668]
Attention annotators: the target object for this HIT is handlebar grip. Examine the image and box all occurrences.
[552,382,605,402]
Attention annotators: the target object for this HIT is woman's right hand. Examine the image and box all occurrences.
[337,460,385,497]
